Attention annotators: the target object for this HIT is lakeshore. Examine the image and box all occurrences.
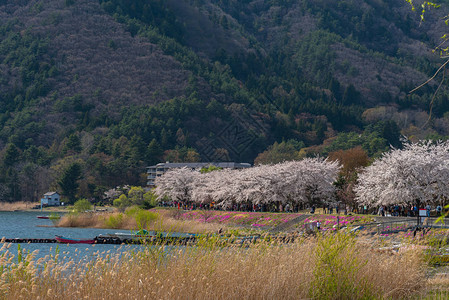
[1,210,449,298]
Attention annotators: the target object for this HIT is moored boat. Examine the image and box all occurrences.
[37,215,61,219]
[55,235,95,244]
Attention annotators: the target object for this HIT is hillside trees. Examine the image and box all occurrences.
[1,0,449,203]
[254,140,305,165]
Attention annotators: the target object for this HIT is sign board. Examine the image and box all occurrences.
[419,209,427,217]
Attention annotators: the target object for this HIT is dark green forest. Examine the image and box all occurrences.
[0,0,448,203]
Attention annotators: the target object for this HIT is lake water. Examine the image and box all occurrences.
[0,211,143,260]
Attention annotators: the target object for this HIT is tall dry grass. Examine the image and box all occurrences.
[0,201,38,211]
[57,211,226,233]
[1,232,438,299]
[57,212,137,229]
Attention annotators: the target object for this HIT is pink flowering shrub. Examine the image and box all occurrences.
[179,210,302,228]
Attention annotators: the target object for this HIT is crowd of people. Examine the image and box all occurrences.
[376,204,444,217]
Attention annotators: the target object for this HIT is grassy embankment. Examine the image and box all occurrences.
[0,201,39,211]
[56,207,226,234]
[56,207,375,234]
[1,231,448,299]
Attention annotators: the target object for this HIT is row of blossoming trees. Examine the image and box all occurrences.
[155,158,340,210]
[154,141,449,211]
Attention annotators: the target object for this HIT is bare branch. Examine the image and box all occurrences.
[409,59,449,93]
[421,66,445,128]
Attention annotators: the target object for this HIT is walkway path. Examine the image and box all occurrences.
[270,214,449,233]
[269,214,309,233]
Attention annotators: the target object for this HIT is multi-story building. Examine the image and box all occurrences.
[146,162,251,188]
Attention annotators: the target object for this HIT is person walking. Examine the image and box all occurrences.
[436,205,442,216]
[426,204,431,217]
[378,206,383,216]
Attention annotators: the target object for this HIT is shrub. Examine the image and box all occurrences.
[136,210,158,229]
[310,232,374,299]
[142,190,159,209]
[73,199,92,213]
[125,206,158,229]
[113,194,130,212]
[105,214,124,228]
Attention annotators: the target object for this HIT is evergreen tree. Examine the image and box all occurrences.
[3,143,20,167]
[65,134,82,152]
[147,139,163,165]
[58,162,82,204]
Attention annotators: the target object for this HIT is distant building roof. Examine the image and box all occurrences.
[44,192,59,196]
[147,162,251,169]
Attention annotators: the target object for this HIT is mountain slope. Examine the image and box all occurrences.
[1,0,449,202]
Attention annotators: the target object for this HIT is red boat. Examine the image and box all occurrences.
[37,216,60,219]
[55,235,96,244]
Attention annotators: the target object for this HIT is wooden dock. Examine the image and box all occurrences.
[1,234,296,245]
[2,238,57,243]
[1,236,198,245]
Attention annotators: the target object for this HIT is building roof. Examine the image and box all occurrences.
[44,192,59,196]
[147,162,251,169]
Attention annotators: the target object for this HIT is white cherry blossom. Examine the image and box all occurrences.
[355,141,449,207]
[154,158,340,208]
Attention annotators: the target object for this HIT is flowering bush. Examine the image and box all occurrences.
[179,210,302,228]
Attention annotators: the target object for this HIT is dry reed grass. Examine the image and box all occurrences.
[57,211,230,234]
[0,201,38,211]
[1,232,439,299]
[422,272,449,299]
[57,212,137,229]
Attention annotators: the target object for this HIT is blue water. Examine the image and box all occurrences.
[0,211,143,259]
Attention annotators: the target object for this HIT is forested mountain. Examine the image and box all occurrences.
[0,0,448,203]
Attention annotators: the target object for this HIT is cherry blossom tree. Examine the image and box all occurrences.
[155,158,340,210]
[355,141,449,208]
[154,167,199,205]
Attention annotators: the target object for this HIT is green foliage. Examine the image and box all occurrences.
[64,134,82,153]
[310,232,374,299]
[73,198,92,213]
[105,214,124,228]
[135,210,158,229]
[422,230,449,266]
[113,194,130,211]
[49,212,61,225]
[1,0,448,203]
[125,206,158,229]
[113,187,159,210]
[324,121,399,157]
[147,139,163,165]
[3,143,20,166]
[254,140,305,165]
[99,0,185,42]
[200,165,222,173]
[58,163,82,204]
[143,190,159,209]
[127,186,145,206]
